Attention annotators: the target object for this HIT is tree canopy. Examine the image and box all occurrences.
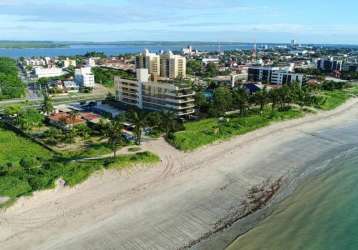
[0,57,25,100]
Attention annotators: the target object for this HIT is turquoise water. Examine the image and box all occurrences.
[228,148,358,250]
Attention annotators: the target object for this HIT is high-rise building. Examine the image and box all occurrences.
[291,40,297,47]
[136,50,186,79]
[115,69,195,116]
[160,51,186,79]
[135,49,161,77]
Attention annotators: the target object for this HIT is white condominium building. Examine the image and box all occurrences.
[136,50,186,79]
[75,67,95,88]
[136,49,161,77]
[115,69,195,116]
[160,51,186,79]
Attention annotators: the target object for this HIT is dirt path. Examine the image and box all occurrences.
[1,98,358,250]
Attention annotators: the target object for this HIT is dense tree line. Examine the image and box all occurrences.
[194,81,348,118]
[187,60,229,78]
[0,57,25,100]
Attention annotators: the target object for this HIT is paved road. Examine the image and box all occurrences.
[0,84,108,111]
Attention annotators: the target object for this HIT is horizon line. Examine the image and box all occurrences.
[1,40,358,46]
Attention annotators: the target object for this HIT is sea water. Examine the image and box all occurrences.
[228,147,358,250]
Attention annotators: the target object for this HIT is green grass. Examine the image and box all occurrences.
[56,152,160,187]
[0,128,52,165]
[0,176,32,197]
[108,151,160,168]
[62,142,113,158]
[318,85,358,110]
[319,90,350,110]
[171,109,304,151]
[0,151,160,200]
[128,147,142,152]
[0,125,159,204]
[172,85,358,152]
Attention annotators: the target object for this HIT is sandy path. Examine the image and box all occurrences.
[1,98,358,250]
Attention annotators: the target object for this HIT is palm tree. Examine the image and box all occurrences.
[68,110,79,127]
[104,119,124,159]
[233,88,250,116]
[41,94,54,116]
[160,111,177,137]
[127,111,148,145]
[254,87,268,114]
[269,88,280,111]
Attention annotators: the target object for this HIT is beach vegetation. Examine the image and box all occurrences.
[170,81,358,151]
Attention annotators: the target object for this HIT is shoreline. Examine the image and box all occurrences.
[194,144,356,250]
[1,98,358,250]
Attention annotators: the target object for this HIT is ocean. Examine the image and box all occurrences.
[0,43,255,58]
[228,146,358,250]
[1,43,358,58]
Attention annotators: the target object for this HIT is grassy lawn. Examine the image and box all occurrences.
[171,109,304,151]
[319,90,350,110]
[0,151,160,203]
[172,85,358,152]
[319,85,358,110]
[0,128,52,165]
[63,151,160,186]
[61,142,113,158]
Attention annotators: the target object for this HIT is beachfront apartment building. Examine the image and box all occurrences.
[160,51,186,79]
[136,49,161,77]
[75,67,95,88]
[136,50,186,79]
[248,66,304,85]
[115,69,195,116]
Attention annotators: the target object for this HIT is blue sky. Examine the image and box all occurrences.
[1,0,358,44]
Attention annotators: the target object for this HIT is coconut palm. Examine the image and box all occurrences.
[233,88,250,116]
[269,88,280,111]
[127,111,148,145]
[68,110,79,127]
[41,94,54,115]
[160,111,177,137]
[104,119,124,159]
[253,87,269,114]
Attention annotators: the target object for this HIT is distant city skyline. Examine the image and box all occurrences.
[1,0,358,44]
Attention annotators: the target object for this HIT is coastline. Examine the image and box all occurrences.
[194,145,356,250]
[1,98,358,250]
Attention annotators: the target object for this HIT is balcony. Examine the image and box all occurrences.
[177,109,195,116]
[177,104,195,110]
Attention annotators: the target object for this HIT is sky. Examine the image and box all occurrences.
[0,0,358,44]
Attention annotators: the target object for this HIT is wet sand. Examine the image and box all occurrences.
[1,98,358,250]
